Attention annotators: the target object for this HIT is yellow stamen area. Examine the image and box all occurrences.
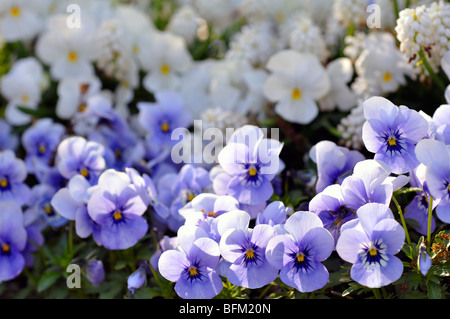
[39,144,46,154]
[161,122,170,132]
[113,210,123,221]
[45,205,53,215]
[248,167,257,177]
[160,64,170,75]
[133,45,140,55]
[187,193,195,202]
[10,6,20,17]
[388,136,397,146]
[78,104,87,113]
[68,51,78,63]
[1,244,10,253]
[447,185,450,192]
[21,94,30,104]
[245,249,255,260]
[0,178,8,188]
[292,88,302,100]
[207,211,218,218]
[383,72,392,82]
[369,248,378,256]
[80,168,89,178]
[296,252,305,262]
[188,266,198,277]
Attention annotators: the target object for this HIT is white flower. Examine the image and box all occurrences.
[167,5,201,45]
[333,0,368,28]
[0,0,44,42]
[279,13,329,63]
[337,99,366,149]
[35,14,98,80]
[442,50,450,104]
[138,31,192,93]
[1,57,43,125]
[263,50,330,124]
[56,75,102,120]
[226,21,279,67]
[319,57,357,112]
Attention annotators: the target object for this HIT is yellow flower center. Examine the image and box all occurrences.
[187,193,195,202]
[388,136,397,146]
[68,51,78,63]
[296,252,305,262]
[207,211,218,218]
[161,122,170,132]
[188,266,198,277]
[0,178,8,188]
[78,104,87,113]
[1,244,10,253]
[369,248,378,256]
[45,205,53,215]
[160,64,170,75]
[80,168,89,178]
[113,210,123,221]
[10,6,20,17]
[133,45,140,55]
[39,144,46,154]
[383,72,392,82]
[447,185,450,192]
[245,249,255,259]
[248,166,257,176]
[292,88,302,100]
[21,94,29,104]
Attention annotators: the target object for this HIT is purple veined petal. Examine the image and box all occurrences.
[51,188,80,220]
[230,176,274,205]
[213,195,240,214]
[87,189,117,223]
[177,225,209,254]
[219,228,248,264]
[118,186,148,217]
[352,160,390,192]
[340,176,369,210]
[336,227,370,264]
[190,193,218,213]
[227,125,265,148]
[75,206,94,238]
[356,203,394,236]
[396,105,429,142]
[351,255,403,288]
[218,142,249,175]
[436,201,450,224]
[212,172,233,196]
[361,121,385,154]
[363,96,398,127]
[174,269,223,299]
[68,174,91,203]
[371,219,405,256]
[0,248,25,282]
[415,138,450,168]
[425,162,450,200]
[368,183,393,207]
[265,234,297,269]
[216,210,251,237]
[404,195,435,235]
[279,259,329,293]
[300,227,334,262]
[189,237,221,270]
[97,169,131,194]
[250,224,275,249]
[158,249,189,282]
[227,256,279,289]
[284,211,323,244]
[99,213,148,250]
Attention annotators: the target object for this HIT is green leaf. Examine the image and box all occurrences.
[431,265,450,277]
[426,279,442,299]
[37,271,61,293]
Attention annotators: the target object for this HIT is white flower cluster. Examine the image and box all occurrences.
[396,0,450,74]
[337,99,366,150]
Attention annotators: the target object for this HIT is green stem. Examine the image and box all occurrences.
[392,196,411,246]
[372,288,382,299]
[257,283,274,299]
[68,221,74,256]
[149,263,165,294]
[418,48,446,91]
[427,196,434,253]
[392,0,400,20]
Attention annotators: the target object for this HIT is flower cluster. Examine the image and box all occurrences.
[0,0,449,301]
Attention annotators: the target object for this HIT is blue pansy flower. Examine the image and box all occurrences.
[0,150,30,205]
[336,203,405,288]
[362,96,428,174]
[265,211,334,292]
[0,202,28,282]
